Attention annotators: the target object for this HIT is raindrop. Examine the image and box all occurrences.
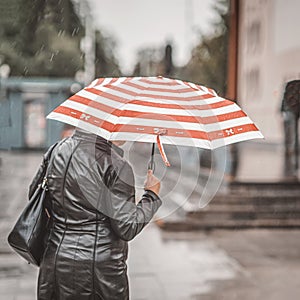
[24,66,28,75]
[58,30,65,37]
[74,27,80,34]
[50,53,54,61]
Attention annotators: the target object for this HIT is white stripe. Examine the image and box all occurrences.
[46,112,111,139]
[116,81,210,97]
[62,99,250,132]
[129,80,190,90]
[210,131,264,149]
[76,89,232,114]
[121,82,210,97]
[203,117,256,131]
[112,77,128,85]
[103,78,116,85]
[87,79,99,88]
[133,96,222,105]
[47,111,263,149]
[64,95,240,117]
[61,100,118,123]
[176,80,218,96]
[77,89,101,101]
[97,77,124,86]
[91,77,218,97]
[92,84,219,103]
[123,102,240,117]
[77,89,126,108]
[108,132,212,149]
[85,86,132,100]
[112,116,258,132]
[136,77,174,84]
[81,85,224,106]
[109,131,263,149]
[116,116,204,131]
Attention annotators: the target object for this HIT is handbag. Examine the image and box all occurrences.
[7,141,60,266]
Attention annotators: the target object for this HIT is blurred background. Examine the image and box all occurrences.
[0,0,300,299]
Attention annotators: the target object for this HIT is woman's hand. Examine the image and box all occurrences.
[144,169,161,195]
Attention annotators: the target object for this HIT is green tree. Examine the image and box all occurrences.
[0,0,122,78]
[180,0,229,96]
[0,0,84,77]
[95,30,121,77]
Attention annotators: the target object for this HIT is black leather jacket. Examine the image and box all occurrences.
[32,129,162,300]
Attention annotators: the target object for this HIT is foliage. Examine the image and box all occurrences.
[0,0,84,77]
[95,30,121,77]
[0,0,122,78]
[179,0,230,96]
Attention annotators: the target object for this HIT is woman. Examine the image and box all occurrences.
[29,128,162,300]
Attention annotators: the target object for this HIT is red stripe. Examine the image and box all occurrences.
[122,81,199,94]
[157,135,170,167]
[54,106,115,132]
[202,110,246,123]
[136,93,214,101]
[69,95,121,115]
[92,78,217,97]
[139,78,180,86]
[69,94,246,124]
[86,86,215,102]
[99,84,138,96]
[128,99,234,110]
[96,78,106,85]
[53,106,260,141]
[207,88,216,95]
[85,88,127,103]
[208,124,260,140]
[118,109,246,124]
[84,88,232,109]
[182,81,205,92]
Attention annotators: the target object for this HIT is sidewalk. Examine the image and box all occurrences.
[1,151,300,299]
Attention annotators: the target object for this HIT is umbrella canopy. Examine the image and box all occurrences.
[47,76,263,165]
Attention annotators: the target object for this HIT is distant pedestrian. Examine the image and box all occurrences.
[31,128,162,299]
[281,80,300,180]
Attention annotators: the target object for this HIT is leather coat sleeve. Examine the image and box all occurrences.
[107,162,162,241]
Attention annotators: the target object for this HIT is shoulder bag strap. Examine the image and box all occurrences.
[41,138,67,190]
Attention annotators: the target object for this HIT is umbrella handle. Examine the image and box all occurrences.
[147,143,156,173]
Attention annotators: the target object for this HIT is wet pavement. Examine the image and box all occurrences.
[0,150,300,299]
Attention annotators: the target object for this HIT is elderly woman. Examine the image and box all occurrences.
[29,129,162,300]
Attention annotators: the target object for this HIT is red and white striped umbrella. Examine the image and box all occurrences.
[47,76,263,166]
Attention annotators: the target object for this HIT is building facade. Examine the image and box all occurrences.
[229,0,300,181]
[237,0,300,142]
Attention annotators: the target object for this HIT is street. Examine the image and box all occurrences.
[0,150,300,299]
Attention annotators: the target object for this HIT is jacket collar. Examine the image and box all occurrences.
[72,129,124,157]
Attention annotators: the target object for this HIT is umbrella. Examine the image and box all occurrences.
[47,76,263,167]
